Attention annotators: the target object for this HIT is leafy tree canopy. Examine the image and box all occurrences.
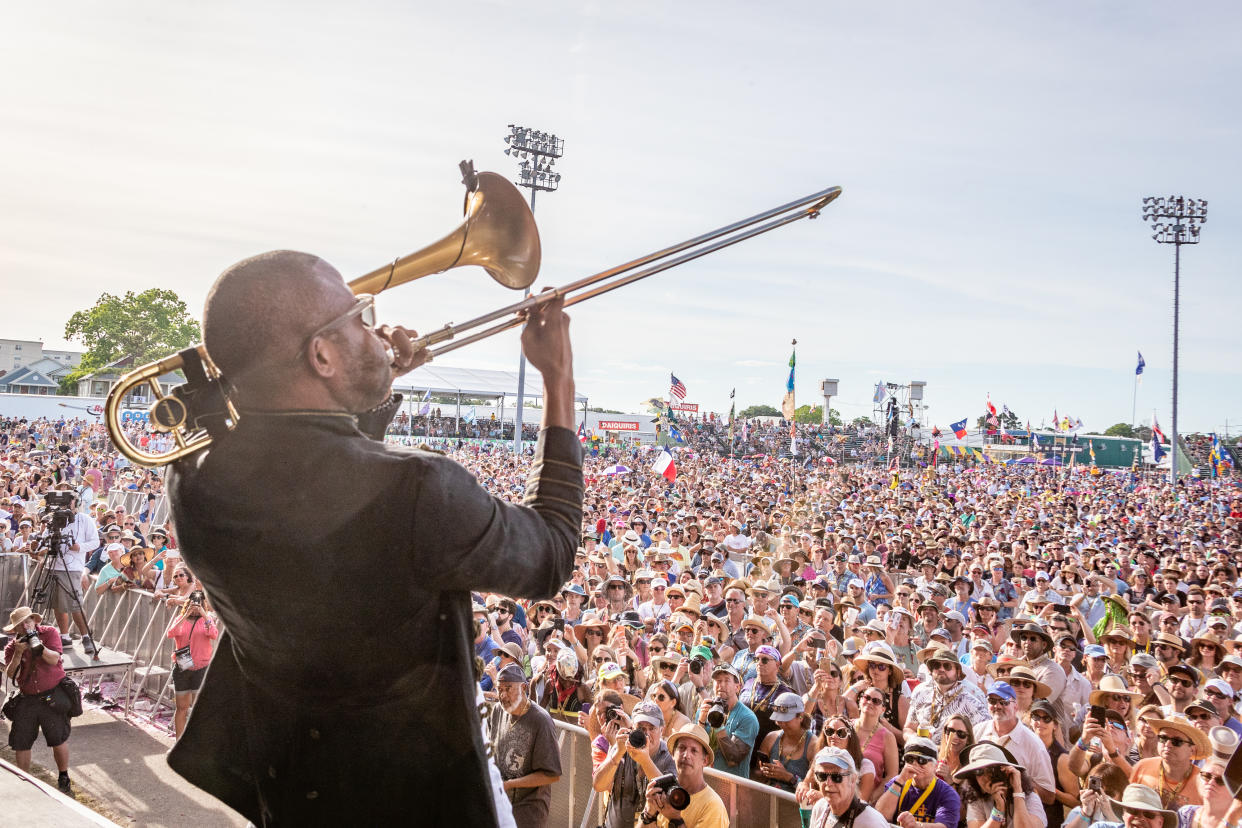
[1104,422,1136,438]
[738,404,780,418]
[61,289,200,393]
[851,415,874,427]
[792,404,841,425]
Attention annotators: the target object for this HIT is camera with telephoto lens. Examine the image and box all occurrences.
[688,654,708,675]
[628,728,647,749]
[18,628,45,657]
[650,773,691,811]
[603,705,626,726]
[705,698,728,728]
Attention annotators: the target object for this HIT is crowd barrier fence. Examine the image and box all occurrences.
[545,719,800,828]
[104,489,170,527]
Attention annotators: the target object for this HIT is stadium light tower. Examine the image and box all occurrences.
[504,125,564,454]
[1141,195,1207,487]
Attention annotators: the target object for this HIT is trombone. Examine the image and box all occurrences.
[105,161,841,467]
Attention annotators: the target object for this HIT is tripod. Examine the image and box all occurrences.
[24,522,100,662]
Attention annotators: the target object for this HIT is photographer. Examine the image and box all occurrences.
[2,607,74,794]
[39,485,98,653]
[165,586,218,739]
[592,701,676,828]
[695,663,758,778]
[640,724,727,828]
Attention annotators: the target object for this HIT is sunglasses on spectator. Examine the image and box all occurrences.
[1206,689,1231,700]
[815,771,848,784]
[861,694,885,706]
[868,663,889,671]
[593,657,609,664]
[1167,676,1195,688]
[1158,734,1191,747]
[944,727,968,739]
[905,756,933,766]
[1189,713,1215,722]
[173,573,189,579]
[1201,771,1225,786]
[725,598,744,605]
[1030,712,1052,723]
[988,698,1013,708]
[826,727,850,739]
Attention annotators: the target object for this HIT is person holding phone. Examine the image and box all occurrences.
[875,736,962,828]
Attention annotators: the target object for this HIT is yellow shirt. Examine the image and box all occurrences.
[654,783,728,828]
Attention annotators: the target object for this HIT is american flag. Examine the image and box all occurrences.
[669,374,687,400]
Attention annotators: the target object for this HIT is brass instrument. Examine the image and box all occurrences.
[106,160,841,467]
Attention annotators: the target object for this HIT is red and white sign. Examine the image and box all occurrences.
[598,420,640,432]
[669,402,698,412]
[87,404,104,416]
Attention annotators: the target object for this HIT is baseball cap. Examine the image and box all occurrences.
[711,663,741,681]
[813,746,857,774]
[1084,644,1107,659]
[631,701,665,728]
[598,661,625,681]
[496,663,527,684]
[770,692,805,723]
[1206,678,1236,699]
[988,681,1017,702]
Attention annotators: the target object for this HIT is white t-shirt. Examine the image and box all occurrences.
[809,799,889,828]
[50,511,99,572]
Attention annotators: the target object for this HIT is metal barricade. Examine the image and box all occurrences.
[104,489,170,527]
[0,553,30,614]
[546,719,800,827]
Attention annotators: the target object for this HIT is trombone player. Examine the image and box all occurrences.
[165,249,582,827]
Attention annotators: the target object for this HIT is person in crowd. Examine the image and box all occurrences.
[803,746,890,828]
[492,663,563,828]
[1026,698,1076,828]
[874,736,962,828]
[640,724,728,828]
[952,742,1046,828]
[696,663,758,778]
[847,645,909,745]
[592,700,676,828]
[973,682,1056,804]
[165,589,219,739]
[854,681,900,788]
[740,642,794,772]
[935,714,977,812]
[904,645,989,742]
[1128,715,1208,810]
[2,606,75,794]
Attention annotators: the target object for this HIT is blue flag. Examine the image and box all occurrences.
[1151,432,1166,463]
[950,419,968,440]
[417,389,432,416]
[1136,351,1145,376]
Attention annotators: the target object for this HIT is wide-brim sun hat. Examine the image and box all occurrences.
[1149,715,1212,760]
[953,742,1025,780]
[4,606,42,634]
[1088,674,1144,706]
[853,643,899,674]
[1106,784,1177,828]
[1009,621,1054,650]
[1006,666,1051,699]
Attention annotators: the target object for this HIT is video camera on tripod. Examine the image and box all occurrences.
[40,490,77,533]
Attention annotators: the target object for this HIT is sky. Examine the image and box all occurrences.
[2,2,1239,436]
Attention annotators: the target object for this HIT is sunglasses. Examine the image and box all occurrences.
[1200,771,1225,786]
[1158,734,1191,747]
[826,727,850,739]
[988,698,1013,708]
[905,755,933,766]
[869,663,890,671]
[1030,713,1052,723]
[944,727,968,739]
[173,573,189,579]
[815,771,848,784]
[861,694,885,706]
[1206,689,1231,700]
[1167,676,1194,688]
[652,693,669,702]
[593,657,609,664]
[1189,713,1215,722]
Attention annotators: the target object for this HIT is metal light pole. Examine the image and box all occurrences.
[1141,195,1207,487]
[504,124,564,454]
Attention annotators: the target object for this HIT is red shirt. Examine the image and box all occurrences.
[3,624,66,695]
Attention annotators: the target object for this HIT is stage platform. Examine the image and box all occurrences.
[60,640,134,679]
[0,758,121,827]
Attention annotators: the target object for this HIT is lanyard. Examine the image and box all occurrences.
[900,777,938,817]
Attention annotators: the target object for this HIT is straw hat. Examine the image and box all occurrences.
[667,723,714,765]
[1191,632,1228,658]
[852,642,900,674]
[1009,621,1054,650]
[1153,632,1186,654]
[4,606,42,634]
[1006,665,1051,699]
[986,656,1029,679]
[1099,626,1134,646]
[574,616,610,645]
[918,645,965,678]
[1148,715,1212,760]
[1088,674,1144,706]
[1106,785,1176,828]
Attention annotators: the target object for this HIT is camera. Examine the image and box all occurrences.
[628,728,647,749]
[688,654,708,675]
[18,628,45,657]
[188,590,206,606]
[705,698,728,728]
[41,491,76,532]
[603,705,626,726]
[650,773,691,811]
[808,632,827,648]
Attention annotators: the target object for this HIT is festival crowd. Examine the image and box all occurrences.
[4,412,1242,828]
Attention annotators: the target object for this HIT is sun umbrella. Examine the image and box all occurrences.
[1039,457,1063,466]
[1013,456,1037,464]
[602,465,632,475]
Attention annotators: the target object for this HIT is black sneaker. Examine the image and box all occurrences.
[81,636,97,654]
[57,773,72,794]
[60,635,72,647]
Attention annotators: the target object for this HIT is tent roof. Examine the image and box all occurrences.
[393,364,587,402]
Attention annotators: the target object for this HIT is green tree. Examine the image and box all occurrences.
[739,404,779,418]
[61,289,200,393]
[792,404,841,425]
[1104,422,1136,438]
[851,415,874,427]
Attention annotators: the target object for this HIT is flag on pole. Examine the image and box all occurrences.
[789,421,797,456]
[651,449,677,482]
[728,387,736,444]
[873,382,886,404]
[1151,411,1168,444]
[1089,440,1096,466]
[1151,431,1166,463]
[576,422,587,442]
[781,346,796,420]
[950,419,968,440]
[669,374,687,400]
[669,426,684,443]
[986,395,997,417]
[932,439,940,467]
[1136,351,1146,378]
[417,389,432,416]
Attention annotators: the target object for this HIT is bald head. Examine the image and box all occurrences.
[203,250,351,392]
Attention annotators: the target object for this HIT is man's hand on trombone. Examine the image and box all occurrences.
[377,325,433,377]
